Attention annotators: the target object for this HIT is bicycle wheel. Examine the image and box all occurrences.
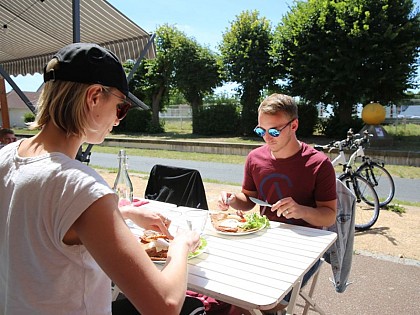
[356,162,395,207]
[339,174,380,231]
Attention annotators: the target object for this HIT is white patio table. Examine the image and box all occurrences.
[129,204,337,315]
[185,220,337,315]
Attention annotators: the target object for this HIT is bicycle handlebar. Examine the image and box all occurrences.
[314,129,373,152]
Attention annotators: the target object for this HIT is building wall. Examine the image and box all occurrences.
[0,108,31,128]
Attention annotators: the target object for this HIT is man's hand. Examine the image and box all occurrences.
[217,191,235,211]
[271,197,300,219]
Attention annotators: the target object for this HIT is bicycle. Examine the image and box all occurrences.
[315,136,380,231]
[347,129,395,207]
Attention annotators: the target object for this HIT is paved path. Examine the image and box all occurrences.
[90,152,420,203]
[294,254,420,315]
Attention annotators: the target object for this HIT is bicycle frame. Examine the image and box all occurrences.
[315,129,381,230]
[329,141,364,173]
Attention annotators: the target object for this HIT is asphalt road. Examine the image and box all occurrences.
[89,152,420,203]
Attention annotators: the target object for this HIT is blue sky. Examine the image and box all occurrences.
[110,0,292,51]
[6,0,292,93]
[6,0,420,93]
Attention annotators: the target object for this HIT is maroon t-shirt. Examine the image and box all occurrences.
[243,142,336,228]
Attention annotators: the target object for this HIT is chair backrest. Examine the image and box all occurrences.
[144,164,208,210]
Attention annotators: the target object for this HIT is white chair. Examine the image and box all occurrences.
[299,262,326,315]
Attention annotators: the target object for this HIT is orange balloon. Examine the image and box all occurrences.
[362,103,386,125]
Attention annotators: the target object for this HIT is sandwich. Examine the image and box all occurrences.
[210,212,244,233]
[139,230,170,261]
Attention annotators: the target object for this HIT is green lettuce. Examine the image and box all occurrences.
[240,213,270,230]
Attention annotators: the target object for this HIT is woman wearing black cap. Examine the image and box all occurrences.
[0,43,204,315]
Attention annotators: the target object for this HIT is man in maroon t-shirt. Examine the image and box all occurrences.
[218,93,337,314]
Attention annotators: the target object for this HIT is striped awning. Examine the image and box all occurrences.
[0,0,156,77]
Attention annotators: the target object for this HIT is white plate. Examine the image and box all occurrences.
[209,213,268,235]
[211,224,266,236]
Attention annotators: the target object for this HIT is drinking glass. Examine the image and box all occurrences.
[161,209,183,235]
[185,209,208,234]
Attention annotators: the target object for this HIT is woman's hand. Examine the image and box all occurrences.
[119,205,171,237]
[171,228,201,253]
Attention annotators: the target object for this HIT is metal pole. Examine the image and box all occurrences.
[127,33,156,82]
[72,0,80,43]
[0,65,36,113]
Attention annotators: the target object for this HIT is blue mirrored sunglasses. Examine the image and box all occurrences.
[253,119,295,138]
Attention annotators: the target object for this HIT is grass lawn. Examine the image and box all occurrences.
[13,121,420,179]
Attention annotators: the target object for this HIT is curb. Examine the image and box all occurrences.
[354,250,420,267]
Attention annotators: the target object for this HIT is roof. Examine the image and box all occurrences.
[6,90,41,110]
[0,0,156,77]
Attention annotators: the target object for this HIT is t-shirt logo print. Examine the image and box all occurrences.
[259,173,294,223]
[259,173,293,202]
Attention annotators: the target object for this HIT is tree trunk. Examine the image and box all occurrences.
[190,95,203,134]
[337,102,354,126]
[151,87,166,130]
[241,86,260,135]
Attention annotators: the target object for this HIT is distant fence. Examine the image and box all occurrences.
[383,118,420,125]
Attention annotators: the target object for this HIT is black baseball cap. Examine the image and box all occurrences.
[43,42,149,110]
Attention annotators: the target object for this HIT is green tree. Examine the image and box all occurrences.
[173,36,223,133]
[273,0,420,133]
[220,10,278,135]
[129,25,222,133]
[128,25,185,132]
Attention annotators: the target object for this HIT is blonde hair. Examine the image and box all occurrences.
[31,58,109,137]
[258,93,298,119]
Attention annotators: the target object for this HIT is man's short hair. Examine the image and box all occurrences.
[258,93,298,119]
[0,128,15,138]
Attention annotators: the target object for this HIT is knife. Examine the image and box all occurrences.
[249,197,273,207]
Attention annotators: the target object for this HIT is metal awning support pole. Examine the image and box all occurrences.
[72,0,90,163]
[127,33,156,82]
[0,65,36,114]
[72,0,80,43]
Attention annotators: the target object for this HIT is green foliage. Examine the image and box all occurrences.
[167,89,187,105]
[203,92,240,106]
[112,109,157,133]
[320,114,364,138]
[296,102,319,137]
[384,123,420,137]
[171,33,223,132]
[127,24,223,133]
[272,0,420,126]
[383,203,406,214]
[193,104,241,135]
[220,10,278,135]
[173,36,223,105]
[23,112,35,123]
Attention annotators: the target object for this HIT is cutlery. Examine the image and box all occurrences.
[225,194,235,205]
[249,197,273,207]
